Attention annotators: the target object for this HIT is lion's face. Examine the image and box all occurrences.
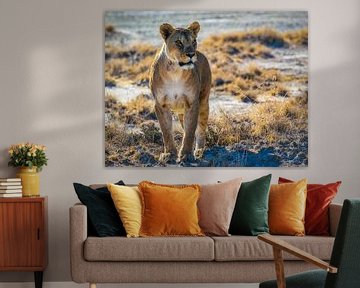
[160,22,200,70]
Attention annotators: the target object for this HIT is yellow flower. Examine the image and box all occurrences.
[27,152,32,157]
[8,149,13,155]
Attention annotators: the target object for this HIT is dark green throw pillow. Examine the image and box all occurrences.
[229,174,272,236]
[73,181,126,237]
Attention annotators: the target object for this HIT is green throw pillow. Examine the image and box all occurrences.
[229,174,272,236]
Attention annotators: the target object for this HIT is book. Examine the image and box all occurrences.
[0,186,22,190]
[0,178,21,182]
[0,193,22,198]
[0,182,22,186]
[0,189,22,193]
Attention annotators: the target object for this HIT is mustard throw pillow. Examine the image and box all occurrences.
[107,183,142,237]
[269,179,307,236]
[138,181,203,237]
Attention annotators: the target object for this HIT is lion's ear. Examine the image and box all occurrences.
[187,21,200,37]
[160,23,175,40]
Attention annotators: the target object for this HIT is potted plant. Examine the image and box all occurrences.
[8,143,48,197]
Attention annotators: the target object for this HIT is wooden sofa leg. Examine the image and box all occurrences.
[89,283,96,288]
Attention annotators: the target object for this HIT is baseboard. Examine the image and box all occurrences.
[0,282,259,288]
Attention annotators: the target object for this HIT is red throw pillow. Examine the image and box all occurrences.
[278,177,341,236]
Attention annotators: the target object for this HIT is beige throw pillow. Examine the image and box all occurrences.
[198,178,242,236]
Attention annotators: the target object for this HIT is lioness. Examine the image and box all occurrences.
[149,21,211,163]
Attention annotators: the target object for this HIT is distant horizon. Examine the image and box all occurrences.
[105,10,308,46]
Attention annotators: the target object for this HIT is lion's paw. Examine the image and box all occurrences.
[177,153,196,164]
[159,152,177,164]
[194,148,205,159]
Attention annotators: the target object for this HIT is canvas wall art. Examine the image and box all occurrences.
[104,11,308,167]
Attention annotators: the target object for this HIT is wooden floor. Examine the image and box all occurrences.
[0,283,259,288]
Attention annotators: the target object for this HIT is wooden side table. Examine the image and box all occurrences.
[0,197,48,288]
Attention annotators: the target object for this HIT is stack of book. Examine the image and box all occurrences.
[0,178,22,197]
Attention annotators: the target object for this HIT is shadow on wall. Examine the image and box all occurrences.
[0,0,360,283]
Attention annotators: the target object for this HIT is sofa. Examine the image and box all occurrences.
[70,200,342,287]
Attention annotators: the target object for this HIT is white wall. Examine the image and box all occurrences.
[0,0,359,282]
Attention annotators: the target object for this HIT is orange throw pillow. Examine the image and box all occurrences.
[269,179,307,236]
[279,177,341,236]
[138,181,204,237]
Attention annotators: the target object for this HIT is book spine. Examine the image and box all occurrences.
[0,190,23,193]
[0,183,22,186]
[0,178,21,182]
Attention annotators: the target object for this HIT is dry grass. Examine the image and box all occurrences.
[105,24,116,34]
[105,94,163,165]
[270,83,289,97]
[105,27,308,103]
[247,96,307,143]
[105,91,307,165]
[199,28,308,100]
[202,27,308,49]
[284,28,308,46]
[105,43,157,86]
[213,62,285,101]
[206,96,307,147]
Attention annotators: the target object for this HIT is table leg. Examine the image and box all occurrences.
[34,271,43,288]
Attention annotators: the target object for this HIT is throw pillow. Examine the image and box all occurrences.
[107,183,142,238]
[73,181,126,237]
[198,178,242,236]
[229,174,272,236]
[138,181,203,237]
[269,179,307,236]
[279,177,341,236]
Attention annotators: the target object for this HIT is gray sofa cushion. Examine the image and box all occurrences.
[84,236,214,261]
[212,236,334,261]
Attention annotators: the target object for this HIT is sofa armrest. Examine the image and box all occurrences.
[69,203,88,283]
[329,203,342,237]
[258,233,337,288]
[258,234,338,273]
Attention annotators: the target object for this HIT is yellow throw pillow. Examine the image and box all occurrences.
[269,179,307,236]
[107,183,142,238]
[138,181,204,237]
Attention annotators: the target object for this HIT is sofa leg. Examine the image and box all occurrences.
[89,284,96,288]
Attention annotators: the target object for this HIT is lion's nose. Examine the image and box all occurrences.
[186,52,195,58]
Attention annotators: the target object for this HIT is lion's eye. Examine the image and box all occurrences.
[175,40,183,48]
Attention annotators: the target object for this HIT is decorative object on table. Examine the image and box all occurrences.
[0,178,22,197]
[8,143,48,197]
[104,11,308,167]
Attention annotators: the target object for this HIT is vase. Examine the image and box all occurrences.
[16,167,40,197]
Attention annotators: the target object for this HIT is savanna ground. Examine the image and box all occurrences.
[104,25,308,167]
